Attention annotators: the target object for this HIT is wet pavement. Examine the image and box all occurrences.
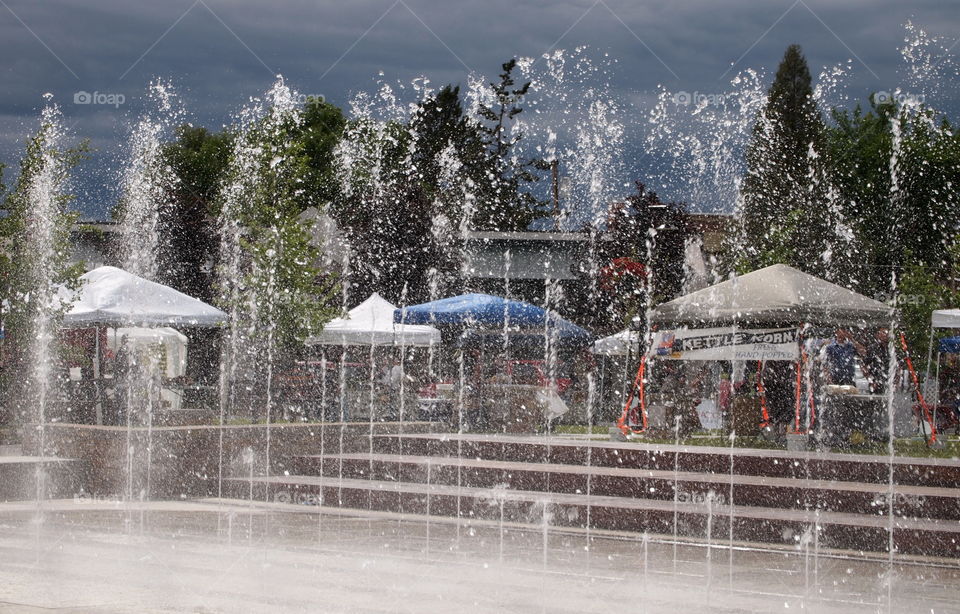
[1,501,958,613]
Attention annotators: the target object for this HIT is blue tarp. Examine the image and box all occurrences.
[394,293,593,342]
[939,336,960,354]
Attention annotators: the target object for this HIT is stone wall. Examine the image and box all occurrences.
[23,421,438,499]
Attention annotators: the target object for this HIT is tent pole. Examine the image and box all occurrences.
[924,326,936,434]
[599,357,606,420]
[94,327,103,425]
[621,342,633,408]
[935,350,941,427]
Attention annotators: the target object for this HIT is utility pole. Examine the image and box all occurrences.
[551,159,560,230]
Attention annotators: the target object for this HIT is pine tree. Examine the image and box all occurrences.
[739,44,848,279]
[473,59,546,231]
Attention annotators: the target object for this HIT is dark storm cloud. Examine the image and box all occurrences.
[1,0,958,218]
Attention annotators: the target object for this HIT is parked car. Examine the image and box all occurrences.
[503,359,571,395]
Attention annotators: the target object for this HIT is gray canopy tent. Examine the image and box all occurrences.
[618,264,897,437]
[650,264,894,328]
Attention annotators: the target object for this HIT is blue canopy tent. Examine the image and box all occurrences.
[394,293,593,346]
[939,337,960,354]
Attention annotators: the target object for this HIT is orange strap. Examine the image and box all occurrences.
[618,356,648,435]
[794,352,804,433]
[899,332,938,444]
[807,364,817,428]
[756,360,771,427]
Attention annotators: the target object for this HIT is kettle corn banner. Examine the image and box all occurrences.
[649,327,800,361]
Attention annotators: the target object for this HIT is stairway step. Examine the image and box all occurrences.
[0,456,83,501]
[296,452,960,521]
[372,432,960,487]
[225,474,960,558]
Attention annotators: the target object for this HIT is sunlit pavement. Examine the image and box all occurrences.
[1,501,958,613]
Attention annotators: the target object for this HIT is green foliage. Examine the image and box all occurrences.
[895,247,960,365]
[152,125,235,303]
[329,61,548,306]
[218,100,340,358]
[827,98,960,294]
[333,114,460,304]
[0,112,87,406]
[409,84,484,230]
[298,97,347,208]
[157,100,346,308]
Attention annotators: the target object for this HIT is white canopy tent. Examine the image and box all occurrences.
[58,266,225,423]
[617,264,896,437]
[931,309,960,329]
[62,266,227,328]
[592,330,641,356]
[305,293,441,347]
[924,308,960,413]
[651,264,894,328]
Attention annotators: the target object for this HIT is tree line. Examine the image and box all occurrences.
[1,47,959,370]
[737,44,960,356]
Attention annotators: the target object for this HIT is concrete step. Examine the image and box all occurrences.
[371,432,960,488]
[225,474,960,558]
[0,456,83,502]
[296,452,960,522]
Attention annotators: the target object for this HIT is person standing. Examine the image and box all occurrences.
[860,328,891,394]
[823,329,856,386]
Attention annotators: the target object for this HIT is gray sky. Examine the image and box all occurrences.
[1,0,958,219]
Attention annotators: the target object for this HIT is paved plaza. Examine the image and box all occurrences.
[1,500,958,613]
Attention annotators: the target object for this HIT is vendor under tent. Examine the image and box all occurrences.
[620,264,897,441]
[395,293,593,345]
[305,293,440,347]
[108,327,188,379]
[920,310,960,436]
[108,327,188,410]
[59,266,227,424]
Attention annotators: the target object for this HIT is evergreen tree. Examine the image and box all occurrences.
[333,117,454,304]
[473,59,547,231]
[739,44,849,279]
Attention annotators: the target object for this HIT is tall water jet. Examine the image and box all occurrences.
[117,81,182,280]
[1,97,78,556]
[114,81,183,519]
[21,100,72,488]
[216,77,321,504]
